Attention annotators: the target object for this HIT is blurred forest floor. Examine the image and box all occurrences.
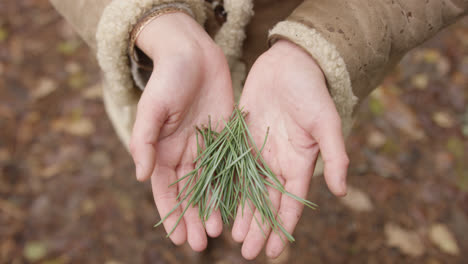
[1,1,468,264]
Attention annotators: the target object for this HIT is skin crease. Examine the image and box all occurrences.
[233,40,349,260]
[131,13,233,251]
[131,13,349,260]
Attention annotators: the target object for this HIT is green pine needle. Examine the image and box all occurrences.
[154,106,317,243]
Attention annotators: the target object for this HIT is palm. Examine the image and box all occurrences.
[148,50,233,251]
[129,12,234,251]
[233,40,349,260]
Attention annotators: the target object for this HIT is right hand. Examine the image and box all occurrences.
[130,13,233,251]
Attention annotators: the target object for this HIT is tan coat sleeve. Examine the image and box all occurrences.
[269,0,468,135]
[49,0,112,51]
[49,0,207,147]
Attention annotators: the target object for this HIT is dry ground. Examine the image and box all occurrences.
[1,1,467,263]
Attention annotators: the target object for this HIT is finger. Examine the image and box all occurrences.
[241,184,282,260]
[265,176,311,259]
[130,77,168,182]
[177,164,208,252]
[231,199,255,243]
[151,165,187,245]
[204,201,223,238]
[231,129,266,244]
[313,115,349,197]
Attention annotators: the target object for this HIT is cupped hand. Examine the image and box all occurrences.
[130,13,233,251]
[232,40,349,259]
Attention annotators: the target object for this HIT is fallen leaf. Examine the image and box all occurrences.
[40,163,62,179]
[368,97,384,116]
[411,74,429,90]
[82,84,102,99]
[105,261,123,264]
[67,72,87,89]
[52,114,95,137]
[371,87,426,141]
[446,137,465,159]
[340,186,373,212]
[432,111,455,128]
[384,223,425,257]
[367,130,387,149]
[366,151,402,178]
[81,199,96,215]
[0,27,8,42]
[31,78,57,100]
[65,62,82,74]
[56,40,79,56]
[422,49,441,63]
[429,224,460,255]
[24,241,47,262]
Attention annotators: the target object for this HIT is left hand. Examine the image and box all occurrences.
[232,40,349,259]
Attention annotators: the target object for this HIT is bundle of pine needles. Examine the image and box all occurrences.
[155,107,317,242]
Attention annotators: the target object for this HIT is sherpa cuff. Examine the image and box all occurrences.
[269,21,358,137]
[95,0,206,147]
[129,4,195,68]
[128,4,196,90]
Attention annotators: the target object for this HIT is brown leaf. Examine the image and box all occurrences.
[411,74,429,90]
[82,84,102,99]
[40,163,62,179]
[367,152,402,178]
[367,129,387,149]
[31,78,57,100]
[340,186,374,212]
[51,112,95,137]
[432,111,455,128]
[0,27,8,42]
[81,199,96,215]
[385,223,425,257]
[23,241,47,262]
[371,87,426,141]
[429,224,460,255]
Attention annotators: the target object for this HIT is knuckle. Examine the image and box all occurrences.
[279,205,302,222]
[154,191,178,203]
[324,154,349,168]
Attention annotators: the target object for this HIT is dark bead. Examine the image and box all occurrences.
[214,5,227,24]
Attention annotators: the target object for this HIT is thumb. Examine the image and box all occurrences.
[313,113,349,197]
[129,78,168,182]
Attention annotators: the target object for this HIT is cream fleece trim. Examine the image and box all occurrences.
[215,0,254,64]
[269,21,358,137]
[96,0,206,146]
[215,0,253,100]
[130,0,255,100]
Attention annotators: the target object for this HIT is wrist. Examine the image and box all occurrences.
[270,39,324,77]
[136,12,208,60]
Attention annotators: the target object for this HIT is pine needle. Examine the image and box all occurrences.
[154,106,318,243]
